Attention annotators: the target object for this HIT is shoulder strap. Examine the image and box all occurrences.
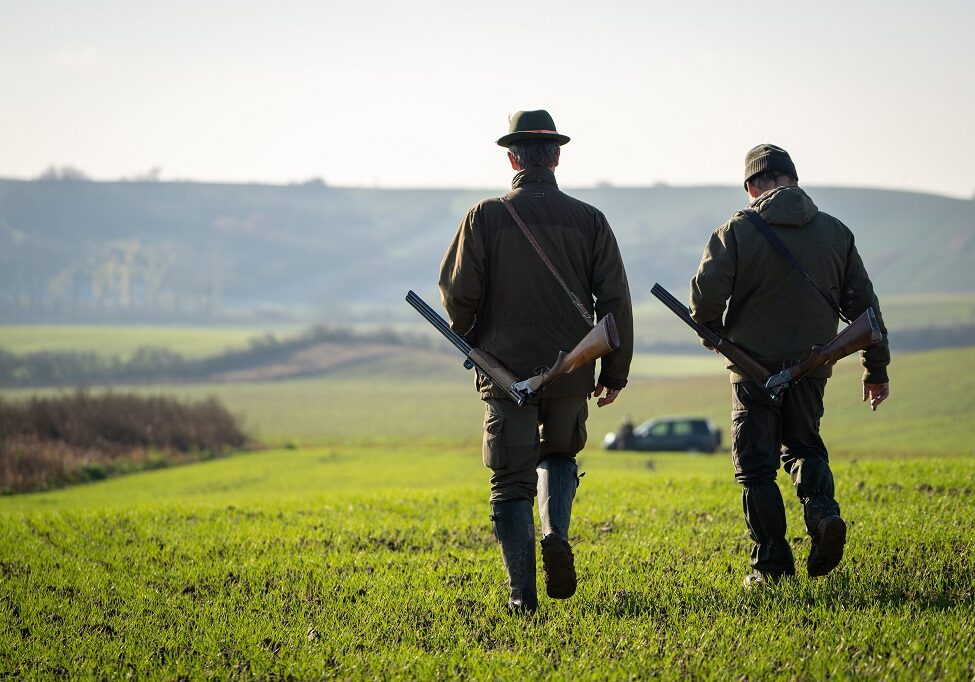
[739,208,852,324]
[499,197,594,326]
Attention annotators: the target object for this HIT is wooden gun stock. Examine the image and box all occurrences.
[511,314,621,396]
[764,307,883,395]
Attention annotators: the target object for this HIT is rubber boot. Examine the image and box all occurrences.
[537,455,578,599]
[742,482,796,582]
[787,457,846,577]
[490,498,538,613]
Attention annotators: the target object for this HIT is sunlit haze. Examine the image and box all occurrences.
[2,0,973,197]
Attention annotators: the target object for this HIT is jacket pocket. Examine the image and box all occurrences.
[730,408,751,474]
[482,406,505,469]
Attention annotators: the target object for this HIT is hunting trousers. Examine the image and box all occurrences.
[731,378,840,577]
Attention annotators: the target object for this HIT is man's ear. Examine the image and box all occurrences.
[507,151,519,170]
[552,147,560,168]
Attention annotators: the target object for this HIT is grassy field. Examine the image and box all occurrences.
[2,347,970,456]
[1,346,974,678]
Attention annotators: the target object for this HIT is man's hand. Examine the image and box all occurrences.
[863,382,889,411]
[593,384,622,408]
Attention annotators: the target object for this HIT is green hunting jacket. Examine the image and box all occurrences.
[439,167,634,399]
[690,186,890,384]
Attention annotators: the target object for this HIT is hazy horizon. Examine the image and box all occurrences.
[3,172,972,203]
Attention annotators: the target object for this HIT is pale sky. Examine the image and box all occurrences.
[2,0,973,197]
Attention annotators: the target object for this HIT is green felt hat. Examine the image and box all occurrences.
[496,110,571,147]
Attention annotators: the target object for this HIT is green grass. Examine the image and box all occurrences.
[628,352,726,377]
[0,325,276,358]
[1,447,973,678]
[1,346,973,678]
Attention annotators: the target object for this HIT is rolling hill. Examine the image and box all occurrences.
[1,178,972,325]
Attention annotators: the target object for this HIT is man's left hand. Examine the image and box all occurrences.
[863,382,890,411]
[593,384,622,408]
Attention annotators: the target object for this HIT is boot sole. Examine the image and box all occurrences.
[808,516,847,577]
[541,536,576,599]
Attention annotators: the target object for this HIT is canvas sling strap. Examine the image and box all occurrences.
[499,197,595,327]
[739,208,853,325]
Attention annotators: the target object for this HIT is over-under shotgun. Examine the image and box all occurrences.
[406,290,620,405]
[650,283,882,401]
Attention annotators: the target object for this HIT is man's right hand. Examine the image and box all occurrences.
[863,382,889,411]
[593,384,622,408]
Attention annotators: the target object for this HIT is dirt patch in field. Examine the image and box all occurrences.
[209,342,441,382]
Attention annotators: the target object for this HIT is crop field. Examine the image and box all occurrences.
[0,325,269,359]
[1,346,974,678]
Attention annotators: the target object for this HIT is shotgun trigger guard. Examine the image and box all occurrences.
[511,376,542,395]
[763,369,791,401]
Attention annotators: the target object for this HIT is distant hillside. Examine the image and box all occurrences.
[1,178,972,324]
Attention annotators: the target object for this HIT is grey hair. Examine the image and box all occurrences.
[748,170,797,189]
[507,139,560,170]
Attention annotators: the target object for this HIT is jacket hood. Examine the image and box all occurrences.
[749,185,818,227]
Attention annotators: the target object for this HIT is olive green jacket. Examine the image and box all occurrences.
[439,167,634,399]
[690,186,890,384]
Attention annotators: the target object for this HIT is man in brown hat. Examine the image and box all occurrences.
[439,110,633,612]
[689,143,890,587]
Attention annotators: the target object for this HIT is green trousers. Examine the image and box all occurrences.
[481,394,587,502]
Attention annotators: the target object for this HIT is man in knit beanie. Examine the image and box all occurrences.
[689,144,890,587]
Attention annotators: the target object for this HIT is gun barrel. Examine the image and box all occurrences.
[405,290,472,356]
[650,284,722,347]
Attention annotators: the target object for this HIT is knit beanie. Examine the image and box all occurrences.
[743,144,798,189]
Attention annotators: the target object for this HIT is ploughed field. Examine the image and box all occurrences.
[1,346,974,678]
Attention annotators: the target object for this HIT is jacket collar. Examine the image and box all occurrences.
[511,166,558,190]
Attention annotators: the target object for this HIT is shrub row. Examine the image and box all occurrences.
[0,391,246,493]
